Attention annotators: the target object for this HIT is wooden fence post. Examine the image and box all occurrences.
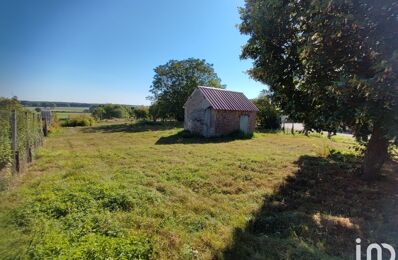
[11,110,19,174]
[38,114,43,146]
[43,120,48,137]
[26,111,32,163]
[32,113,37,148]
[42,110,47,137]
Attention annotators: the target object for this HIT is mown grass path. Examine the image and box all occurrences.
[0,121,396,259]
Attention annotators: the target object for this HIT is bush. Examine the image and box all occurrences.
[0,112,11,169]
[0,97,43,169]
[48,114,61,134]
[148,101,171,121]
[254,95,281,130]
[62,116,95,127]
[132,107,148,120]
[91,104,131,120]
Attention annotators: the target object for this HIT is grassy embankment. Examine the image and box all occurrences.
[0,121,396,259]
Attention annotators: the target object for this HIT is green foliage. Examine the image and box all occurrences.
[91,106,106,119]
[101,192,134,212]
[0,96,23,111]
[29,233,152,260]
[132,107,148,120]
[148,102,160,121]
[0,97,43,169]
[91,104,131,120]
[0,110,11,169]
[62,115,96,127]
[47,114,61,134]
[10,184,153,259]
[148,100,171,122]
[239,0,398,149]
[149,58,224,121]
[254,94,281,130]
[0,97,17,168]
[1,121,396,259]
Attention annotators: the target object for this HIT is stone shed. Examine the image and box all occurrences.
[183,86,259,137]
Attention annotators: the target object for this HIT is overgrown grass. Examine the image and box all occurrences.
[62,115,96,127]
[0,121,396,259]
[223,152,398,259]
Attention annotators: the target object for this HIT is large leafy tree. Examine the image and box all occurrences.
[240,0,398,180]
[149,58,224,121]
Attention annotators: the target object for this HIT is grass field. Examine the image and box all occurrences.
[55,112,91,120]
[0,121,396,259]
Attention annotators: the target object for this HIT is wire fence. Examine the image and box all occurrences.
[0,109,45,174]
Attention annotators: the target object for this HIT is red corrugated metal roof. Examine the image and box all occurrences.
[197,86,259,112]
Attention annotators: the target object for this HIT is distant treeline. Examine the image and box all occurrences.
[21,100,98,108]
[20,100,137,108]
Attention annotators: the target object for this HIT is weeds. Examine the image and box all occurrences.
[0,121,395,259]
[62,115,96,127]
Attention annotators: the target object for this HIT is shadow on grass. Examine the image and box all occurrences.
[221,152,398,259]
[82,121,182,133]
[155,130,253,145]
[255,128,283,134]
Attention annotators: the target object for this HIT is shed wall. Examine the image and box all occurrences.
[213,110,256,136]
[184,89,214,136]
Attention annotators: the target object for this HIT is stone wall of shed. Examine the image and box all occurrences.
[213,110,256,136]
[184,89,213,136]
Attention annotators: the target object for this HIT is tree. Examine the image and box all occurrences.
[0,96,23,110]
[133,107,148,120]
[90,104,130,120]
[240,0,398,180]
[91,106,106,120]
[148,102,159,122]
[254,93,281,130]
[149,58,224,121]
[148,100,172,122]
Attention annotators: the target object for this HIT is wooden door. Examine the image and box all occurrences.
[240,115,249,134]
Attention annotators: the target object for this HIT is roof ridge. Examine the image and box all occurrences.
[196,86,259,112]
[197,86,243,94]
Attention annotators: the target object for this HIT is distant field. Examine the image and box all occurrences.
[25,106,89,112]
[25,107,91,120]
[55,112,91,120]
[0,121,396,259]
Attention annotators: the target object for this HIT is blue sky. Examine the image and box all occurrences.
[0,0,265,105]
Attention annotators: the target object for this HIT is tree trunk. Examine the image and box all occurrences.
[362,126,389,181]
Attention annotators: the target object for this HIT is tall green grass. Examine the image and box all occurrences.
[62,115,96,127]
[0,121,396,259]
